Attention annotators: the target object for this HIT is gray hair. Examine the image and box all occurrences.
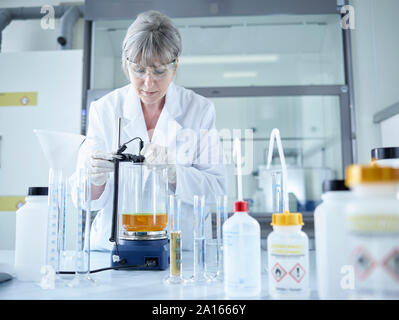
[121,10,182,79]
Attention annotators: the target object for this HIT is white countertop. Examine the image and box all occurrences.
[0,249,319,300]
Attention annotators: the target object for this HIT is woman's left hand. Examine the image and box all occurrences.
[140,143,177,184]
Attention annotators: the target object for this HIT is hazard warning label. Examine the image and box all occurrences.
[271,263,287,282]
[351,246,377,281]
[289,263,306,283]
[382,247,399,282]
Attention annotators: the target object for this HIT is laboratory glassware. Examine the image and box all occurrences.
[266,129,289,213]
[314,180,351,299]
[188,195,210,284]
[164,195,185,285]
[214,194,228,281]
[68,168,96,287]
[345,164,399,299]
[271,171,283,213]
[34,129,85,289]
[111,161,169,269]
[109,125,169,270]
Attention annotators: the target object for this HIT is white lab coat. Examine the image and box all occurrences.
[76,82,227,251]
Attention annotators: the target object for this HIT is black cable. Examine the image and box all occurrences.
[57,263,150,275]
[117,137,144,154]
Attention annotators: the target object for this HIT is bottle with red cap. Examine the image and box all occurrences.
[222,200,261,298]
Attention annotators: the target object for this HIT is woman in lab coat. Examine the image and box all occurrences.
[77,10,227,251]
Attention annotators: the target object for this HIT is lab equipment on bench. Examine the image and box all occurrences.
[164,195,185,285]
[68,168,95,287]
[215,194,228,281]
[14,187,48,282]
[266,128,309,299]
[34,129,85,289]
[223,138,261,298]
[188,195,211,284]
[345,164,399,299]
[271,170,284,213]
[314,180,351,299]
[109,118,169,270]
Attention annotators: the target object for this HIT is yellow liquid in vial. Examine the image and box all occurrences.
[122,213,167,232]
[170,231,182,276]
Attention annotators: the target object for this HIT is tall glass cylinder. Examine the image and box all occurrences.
[189,195,210,284]
[69,168,95,287]
[164,195,184,285]
[215,195,228,281]
[40,168,65,289]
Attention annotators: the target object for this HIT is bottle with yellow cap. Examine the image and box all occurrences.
[345,164,399,299]
[267,210,309,299]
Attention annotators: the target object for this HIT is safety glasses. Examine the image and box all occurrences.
[126,57,177,80]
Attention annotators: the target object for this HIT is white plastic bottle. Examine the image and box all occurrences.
[14,187,48,281]
[267,211,309,299]
[345,164,399,299]
[314,180,351,299]
[223,201,261,298]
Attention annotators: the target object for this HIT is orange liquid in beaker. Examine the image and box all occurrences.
[122,213,168,232]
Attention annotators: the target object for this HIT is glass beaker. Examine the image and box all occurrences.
[119,163,168,234]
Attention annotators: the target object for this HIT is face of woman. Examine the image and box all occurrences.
[128,60,177,107]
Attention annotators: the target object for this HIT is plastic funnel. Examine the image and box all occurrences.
[34,129,85,169]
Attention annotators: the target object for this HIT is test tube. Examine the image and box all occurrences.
[215,195,228,281]
[164,195,185,285]
[271,171,284,213]
[189,195,210,284]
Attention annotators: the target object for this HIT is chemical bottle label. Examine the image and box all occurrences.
[347,214,399,298]
[268,243,309,295]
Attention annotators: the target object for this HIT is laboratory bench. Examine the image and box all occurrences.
[0,249,319,300]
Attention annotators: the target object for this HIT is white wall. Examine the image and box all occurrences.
[1,0,84,52]
[0,1,84,250]
[350,0,399,163]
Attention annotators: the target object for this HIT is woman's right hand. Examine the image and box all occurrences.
[87,151,115,186]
